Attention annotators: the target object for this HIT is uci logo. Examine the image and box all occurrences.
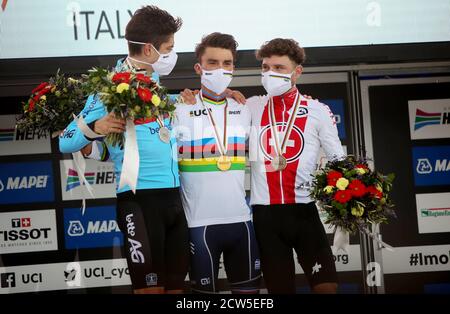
[190,109,210,117]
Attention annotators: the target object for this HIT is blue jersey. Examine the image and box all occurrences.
[59,59,180,193]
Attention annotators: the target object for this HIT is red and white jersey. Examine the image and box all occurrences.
[247,88,345,205]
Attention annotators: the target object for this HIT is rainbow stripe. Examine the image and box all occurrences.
[179,136,246,172]
[66,168,95,191]
[415,109,441,130]
[0,128,15,142]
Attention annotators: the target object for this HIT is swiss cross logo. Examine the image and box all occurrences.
[11,218,31,228]
[259,123,305,163]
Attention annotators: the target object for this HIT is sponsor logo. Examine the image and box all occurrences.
[416,193,450,234]
[200,277,210,286]
[60,160,116,200]
[412,146,450,186]
[125,213,145,264]
[59,129,76,139]
[0,210,57,254]
[228,110,241,115]
[189,108,210,117]
[0,161,54,204]
[409,99,450,140]
[64,206,123,249]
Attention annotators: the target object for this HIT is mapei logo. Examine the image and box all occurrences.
[412,146,450,186]
[65,168,114,191]
[414,108,450,130]
[0,128,48,143]
[0,175,49,193]
[64,206,123,249]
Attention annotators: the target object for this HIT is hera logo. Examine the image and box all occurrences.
[414,109,450,130]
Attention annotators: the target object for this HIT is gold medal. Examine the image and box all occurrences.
[271,155,287,171]
[217,155,232,171]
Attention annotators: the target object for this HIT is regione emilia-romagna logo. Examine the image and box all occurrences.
[416,192,450,234]
[412,146,450,186]
[0,161,54,205]
[64,206,123,249]
[0,115,51,156]
[60,159,116,200]
[0,209,58,254]
[408,99,450,140]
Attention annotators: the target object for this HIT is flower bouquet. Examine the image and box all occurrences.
[82,67,177,146]
[16,70,86,137]
[311,155,396,237]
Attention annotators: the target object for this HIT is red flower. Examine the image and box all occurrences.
[327,170,343,186]
[31,82,49,94]
[33,86,52,101]
[135,73,152,84]
[334,190,352,204]
[28,99,35,111]
[112,72,131,84]
[355,164,368,170]
[348,179,367,198]
[367,186,383,199]
[137,87,152,102]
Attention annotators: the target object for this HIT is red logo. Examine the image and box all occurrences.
[1,0,8,11]
[258,123,304,163]
[21,218,31,228]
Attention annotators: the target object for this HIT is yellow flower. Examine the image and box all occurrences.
[336,178,349,190]
[323,185,334,194]
[55,91,61,97]
[40,95,47,101]
[116,83,130,94]
[376,184,383,192]
[351,204,364,217]
[152,94,161,107]
[355,167,366,175]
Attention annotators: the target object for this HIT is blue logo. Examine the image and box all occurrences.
[323,99,346,140]
[412,146,450,186]
[64,206,123,249]
[0,161,54,204]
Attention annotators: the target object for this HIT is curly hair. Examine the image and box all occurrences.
[256,38,306,65]
[195,32,238,62]
[126,6,183,55]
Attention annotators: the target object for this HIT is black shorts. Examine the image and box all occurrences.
[252,202,337,293]
[189,221,261,293]
[116,188,189,290]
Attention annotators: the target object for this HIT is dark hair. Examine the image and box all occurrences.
[256,38,306,65]
[125,6,182,55]
[195,32,238,62]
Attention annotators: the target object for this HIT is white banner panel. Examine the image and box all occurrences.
[408,99,450,140]
[382,244,450,274]
[416,192,450,234]
[0,209,58,254]
[0,116,51,156]
[0,259,130,294]
[60,159,116,200]
[1,0,449,59]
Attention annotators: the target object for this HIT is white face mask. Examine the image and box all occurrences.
[261,70,294,96]
[127,40,178,76]
[200,67,233,95]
